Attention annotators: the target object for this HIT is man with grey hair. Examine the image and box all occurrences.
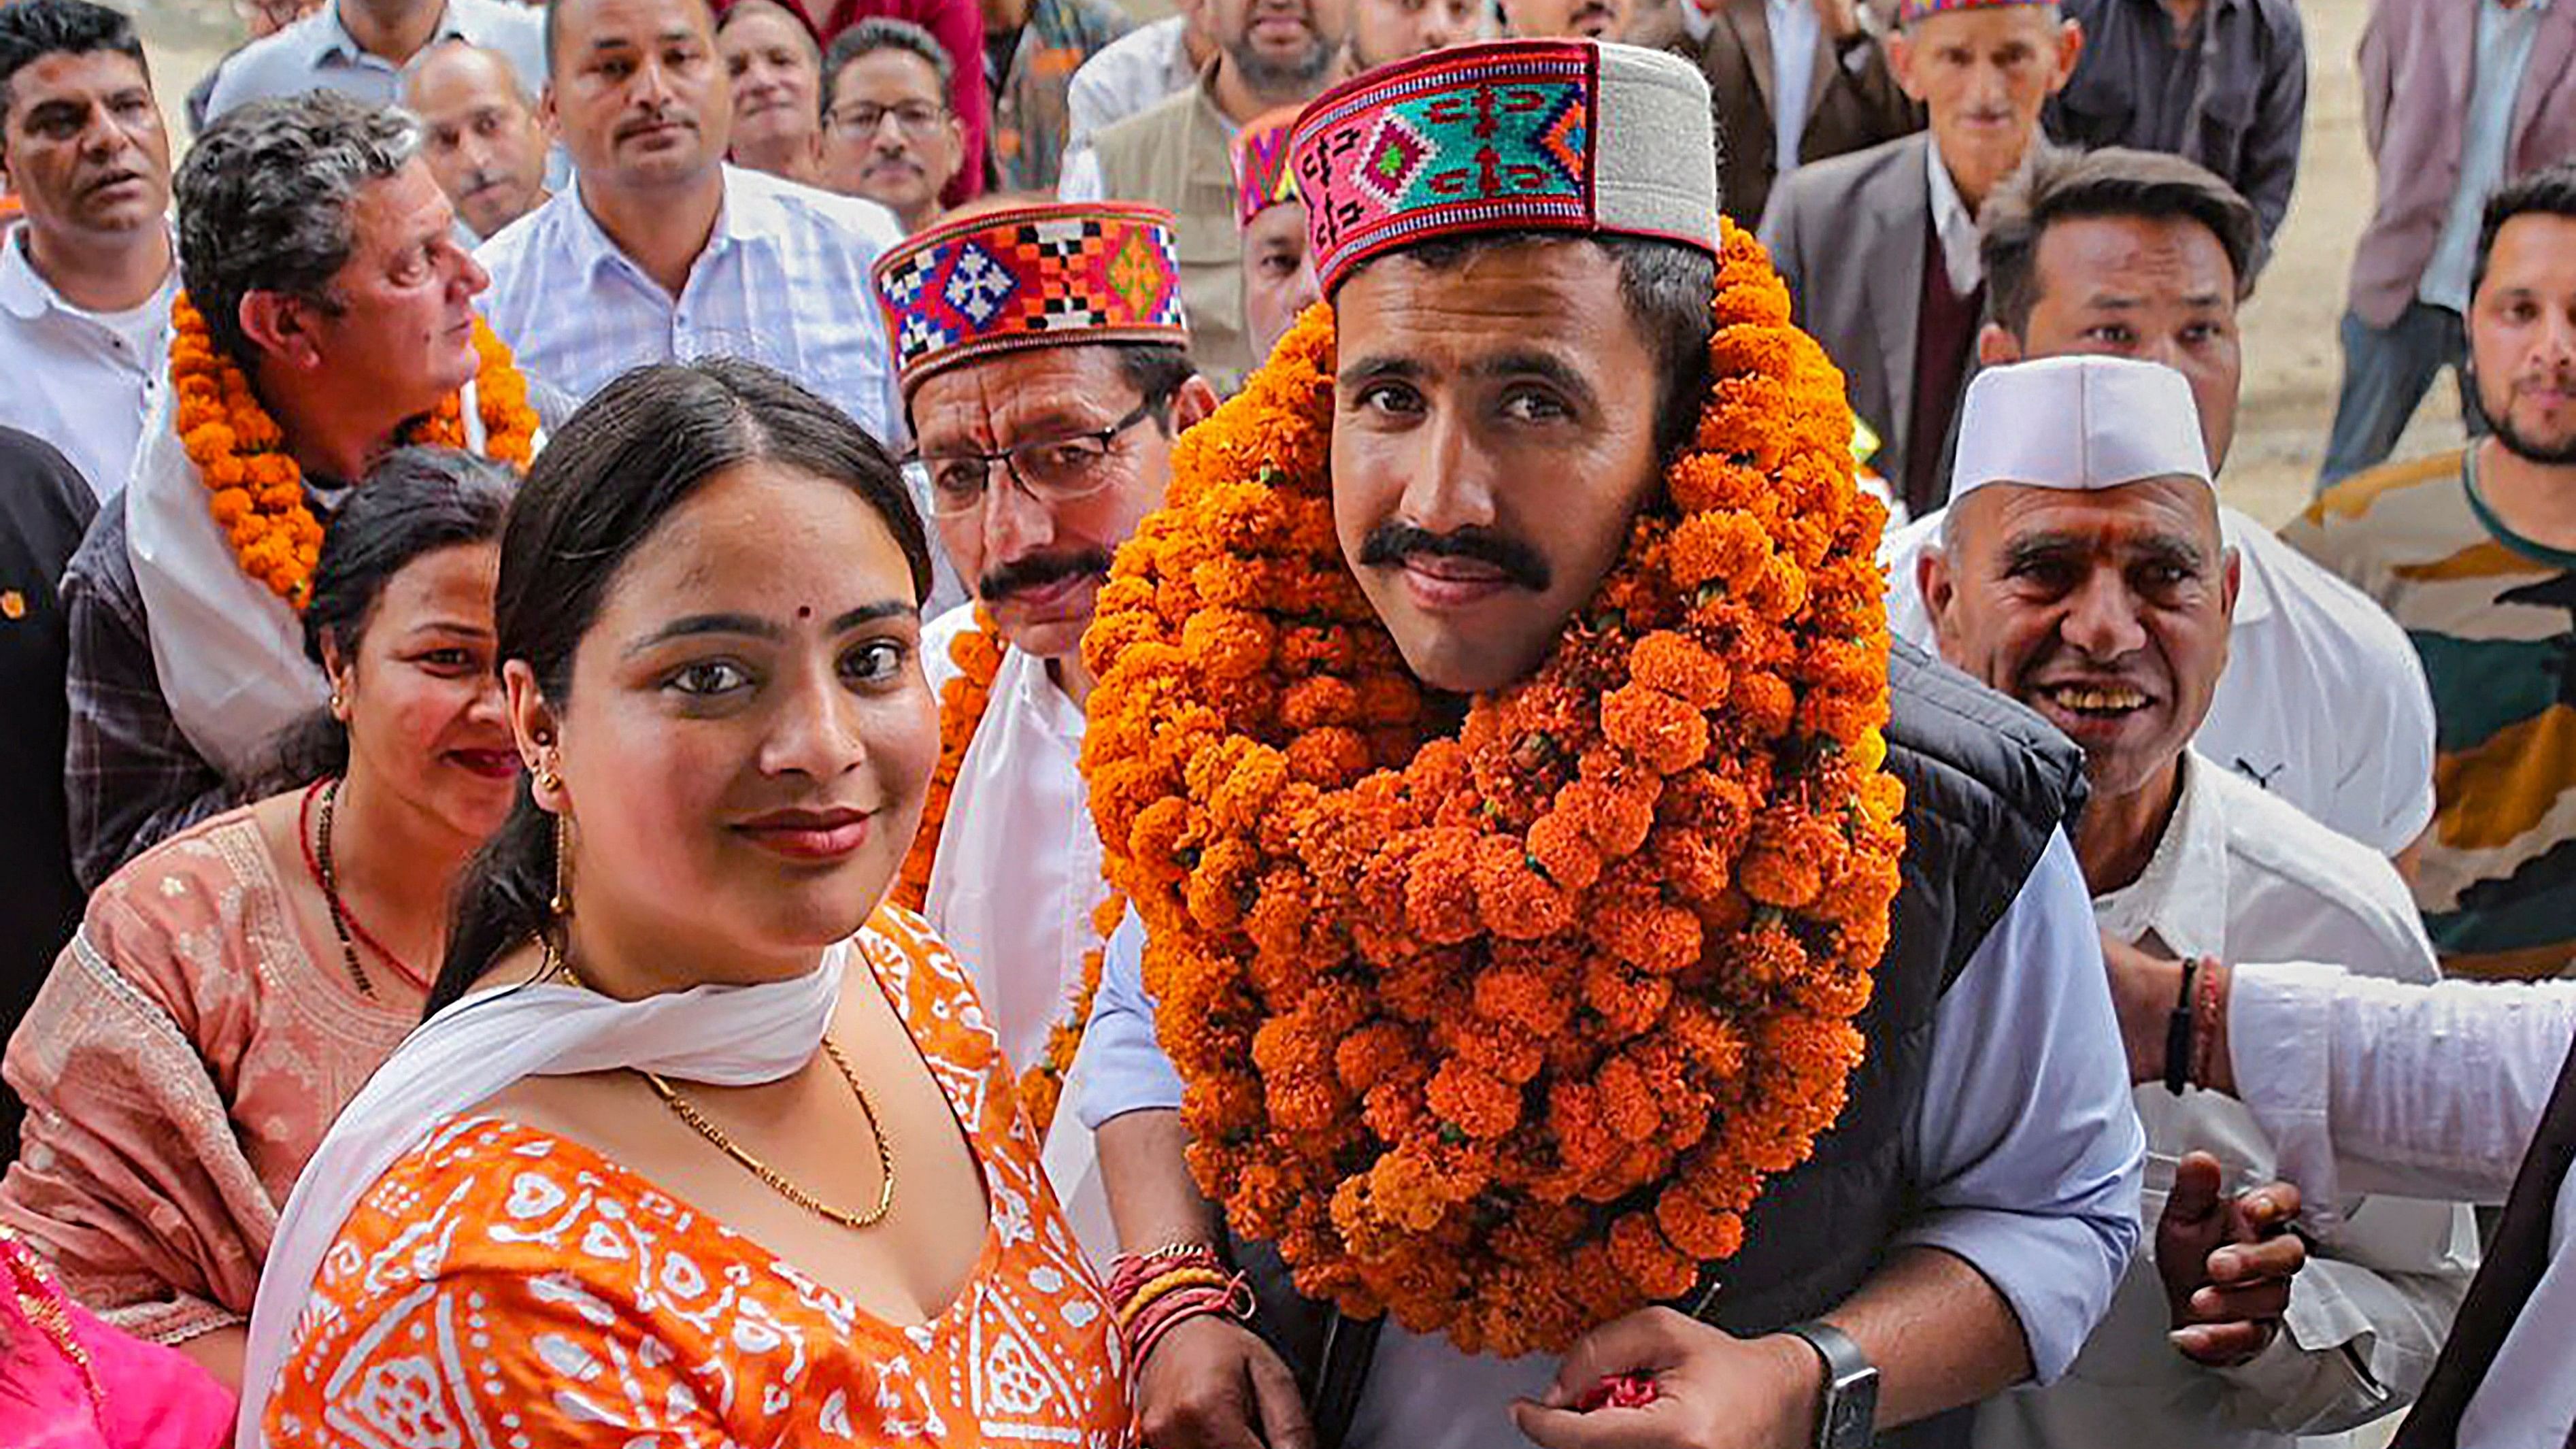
[399,37,550,239]
[61,90,533,886]
[818,16,966,234]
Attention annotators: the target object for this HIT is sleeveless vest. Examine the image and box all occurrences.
[1235,641,2092,1447]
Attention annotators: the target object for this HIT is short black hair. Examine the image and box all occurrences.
[820,15,950,118]
[2472,163,2576,305]
[544,0,718,78]
[1979,145,2261,339]
[0,0,148,127]
[1343,233,1718,461]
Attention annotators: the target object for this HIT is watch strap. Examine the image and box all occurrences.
[1783,1320,1877,1449]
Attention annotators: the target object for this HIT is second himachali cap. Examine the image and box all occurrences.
[1234,106,1305,229]
[1896,0,2057,24]
[870,203,1190,395]
[1948,356,2213,503]
[1286,39,1722,293]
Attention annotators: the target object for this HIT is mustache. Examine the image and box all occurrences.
[1358,522,1550,590]
[616,105,694,140]
[980,548,1114,603]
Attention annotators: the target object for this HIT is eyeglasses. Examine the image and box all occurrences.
[827,101,948,139]
[911,400,1162,518]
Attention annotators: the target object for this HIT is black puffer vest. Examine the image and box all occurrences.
[1233,641,2091,1448]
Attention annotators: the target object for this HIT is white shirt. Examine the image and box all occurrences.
[1065,15,1196,153]
[475,166,906,445]
[0,227,174,500]
[1081,830,2147,1448]
[1883,503,2439,856]
[1980,753,2477,1449]
[1925,135,1984,297]
[201,0,545,123]
[918,604,1114,1263]
[2231,967,2576,1448]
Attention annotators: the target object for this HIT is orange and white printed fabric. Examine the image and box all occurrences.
[263,909,1133,1447]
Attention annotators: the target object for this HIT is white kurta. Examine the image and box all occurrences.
[1976,753,2479,1449]
[920,603,1114,1263]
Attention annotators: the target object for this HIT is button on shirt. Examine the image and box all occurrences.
[2418,0,2553,313]
[474,166,907,445]
[200,0,546,123]
[1077,830,2147,1448]
[1883,503,2439,856]
[0,229,174,501]
[1981,752,2476,1449]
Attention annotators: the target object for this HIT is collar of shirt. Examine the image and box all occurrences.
[0,222,177,324]
[1923,137,1983,297]
[563,163,776,290]
[2215,504,2277,626]
[2092,750,2229,959]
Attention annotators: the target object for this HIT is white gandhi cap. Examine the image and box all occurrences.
[1947,355,2213,503]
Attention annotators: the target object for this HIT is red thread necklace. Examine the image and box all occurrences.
[298,778,432,998]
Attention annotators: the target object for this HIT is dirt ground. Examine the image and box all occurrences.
[129,0,2452,528]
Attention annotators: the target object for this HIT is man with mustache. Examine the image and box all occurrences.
[1077,38,2143,1449]
[399,38,552,242]
[1058,0,1354,393]
[475,0,907,441]
[1759,0,2080,518]
[2287,165,2576,982]
[717,0,824,184]
[0,0,178,504]
[820,16,968,231]
[1879,147,2438,864]
[1919,356,2475,1449]
[869,201,1216,1259]
[61,91,533,885]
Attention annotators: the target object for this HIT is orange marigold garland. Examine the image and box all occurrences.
[897,611,1124,1136]
[1077,219,1907,1357]
[169,292,538,610]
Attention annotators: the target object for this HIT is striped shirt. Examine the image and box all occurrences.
[2285,446,2576,979]
[475,166,907,445]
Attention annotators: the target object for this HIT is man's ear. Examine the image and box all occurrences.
[1886,28,1922,101]
[2051,16,2085,88]
[1171,375,1220,434]
[237,290,326,374]
[538,81,559,137]
[1975,321,2025,369]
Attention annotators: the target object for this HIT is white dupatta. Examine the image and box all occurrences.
[235,942,850,1448]
[127,378,521,780]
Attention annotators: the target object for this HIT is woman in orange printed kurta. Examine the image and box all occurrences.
[266,907,1127,1446]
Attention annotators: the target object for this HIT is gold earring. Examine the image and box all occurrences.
[329,690,346,716]
[550,811,572,918]
[537,767,562,795]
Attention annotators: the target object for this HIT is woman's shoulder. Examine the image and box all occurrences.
[86,801,287,938]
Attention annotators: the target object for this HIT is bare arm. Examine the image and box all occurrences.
[1824,1245,2030,1425]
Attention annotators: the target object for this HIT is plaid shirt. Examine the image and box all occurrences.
[60,495,237,891]
[475,166,907,446]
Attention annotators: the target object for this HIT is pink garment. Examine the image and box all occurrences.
[719,0,992,205]
[2348,0,2576,327]
[0,1230,234,1449]
[0,807,420,1346]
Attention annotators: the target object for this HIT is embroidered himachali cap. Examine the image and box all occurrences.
[1895,0,2057,24]
[1949,355,2213,503]
[870,202,1190,393]
[1287,39,1721,294]
[1233,106,1305,229]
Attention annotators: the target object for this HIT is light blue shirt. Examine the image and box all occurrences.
[473,165,907,447]
[1078,829,2147,1444]
[2418,0,2552,313]
[1765,0,1824,170]
[201,0,545,126]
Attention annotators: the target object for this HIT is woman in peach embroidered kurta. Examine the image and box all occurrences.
[266,912,1129,1447]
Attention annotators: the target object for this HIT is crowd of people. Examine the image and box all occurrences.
[0,0,2571,1444]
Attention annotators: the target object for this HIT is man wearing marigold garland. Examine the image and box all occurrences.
[1920,355,2475,1449]
[61,90,535,886]
[1072,37,2143,1449]
[869,200,1218,1261]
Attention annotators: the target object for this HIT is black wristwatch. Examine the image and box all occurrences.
[1783,1320,1878,1449]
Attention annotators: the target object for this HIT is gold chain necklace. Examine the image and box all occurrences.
[641,1036,897,1231]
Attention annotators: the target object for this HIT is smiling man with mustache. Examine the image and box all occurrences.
[818,17,966,233]
[471,0,907,441]
[1759,0,2081,516]
[869,201,1216,1261]
[0,0,178,504]
[1923,355,2477,1449]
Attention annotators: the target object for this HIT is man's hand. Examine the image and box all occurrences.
[2156,1152,2307,1367]
[1134,1314,1316,1449]
[2099,933,2184,1085]
[1509,1307,1818,1449]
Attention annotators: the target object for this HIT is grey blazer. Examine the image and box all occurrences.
[1756,130,1941,500]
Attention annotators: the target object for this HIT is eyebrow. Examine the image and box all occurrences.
[1998,529,2209,575]
[624,600,913,655]
[1339,350,1604,411]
